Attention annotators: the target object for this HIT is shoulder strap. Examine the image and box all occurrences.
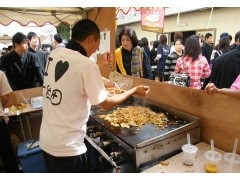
[139,48,143,78]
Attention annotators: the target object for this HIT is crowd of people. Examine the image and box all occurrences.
[114,27,240,98]
[0,31,67,172]
[127,29,240,94]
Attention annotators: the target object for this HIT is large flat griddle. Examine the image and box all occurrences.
[90,96,199,148]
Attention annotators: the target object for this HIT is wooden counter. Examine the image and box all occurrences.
[143,142,227,173]
[126,76,240,154]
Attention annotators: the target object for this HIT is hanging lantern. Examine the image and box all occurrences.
[141,7,165,33]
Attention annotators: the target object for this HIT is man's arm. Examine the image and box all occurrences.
[218,88,240,98]
[99,85,150,110]
[205,83,240,98]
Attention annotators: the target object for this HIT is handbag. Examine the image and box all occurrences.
[168,73,190,87]
[168,57,190,87]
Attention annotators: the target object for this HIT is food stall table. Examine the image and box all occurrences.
[143,142,226,173]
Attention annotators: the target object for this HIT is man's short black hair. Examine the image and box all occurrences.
[205,33,213,40]
[27,32,38,40]
[12,32,28,47]
[71,19,100,42]
[54,33,63,43]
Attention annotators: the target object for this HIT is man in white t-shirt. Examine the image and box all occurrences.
[0,70,20,172]
[39,19,150,173]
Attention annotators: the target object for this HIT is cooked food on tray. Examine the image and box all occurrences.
[3,103,27,115]
[98,106,169,130]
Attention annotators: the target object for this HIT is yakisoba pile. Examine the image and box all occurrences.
[98,106,169,130]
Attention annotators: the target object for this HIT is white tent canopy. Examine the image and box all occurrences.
[0,21,57,37]
[0,7,93,45]
[0,7,87,27]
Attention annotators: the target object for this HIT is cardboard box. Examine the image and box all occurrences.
[17,139,46,173]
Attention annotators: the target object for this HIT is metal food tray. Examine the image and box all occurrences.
[90,96,200,148]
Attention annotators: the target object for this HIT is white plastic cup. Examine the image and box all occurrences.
[223,153,240,173]
[182,144,198,165]
[204,151,222,173]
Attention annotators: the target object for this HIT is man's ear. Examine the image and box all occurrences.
[87,35,95,44]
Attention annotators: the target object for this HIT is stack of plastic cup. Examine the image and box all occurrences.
[182,133,198,166]
[224,139,240,173]
[223,153,240,173]
[182,144,198,165]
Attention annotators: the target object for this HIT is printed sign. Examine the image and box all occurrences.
[141,7,165,33]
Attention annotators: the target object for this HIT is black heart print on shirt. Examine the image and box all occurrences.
[55,60,69,82]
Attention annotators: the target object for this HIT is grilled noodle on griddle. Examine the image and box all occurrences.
[98,106,168,130]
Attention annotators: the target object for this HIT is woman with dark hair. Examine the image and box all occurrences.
[210,36,230,72]
[212,36,230,60]
[150,40,160,66]
[174,36,211,89]
[170,31,183,53]
[155,34,170,82]
[115,26,153,79]
[140,37,150,59]
[164,39,184,81]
